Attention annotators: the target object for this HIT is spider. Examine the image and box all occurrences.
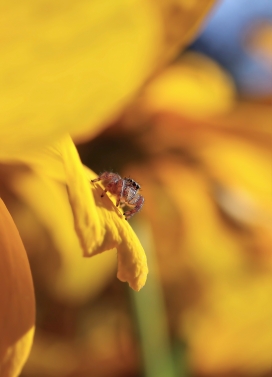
[91,172,144,220]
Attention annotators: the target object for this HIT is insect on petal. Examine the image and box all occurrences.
[12,135,148,291]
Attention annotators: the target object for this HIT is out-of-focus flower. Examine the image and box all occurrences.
[0,1,217,375]
[83,51,272,376]
[133,56,272,376]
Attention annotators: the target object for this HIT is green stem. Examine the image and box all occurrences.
[130,219,179,377]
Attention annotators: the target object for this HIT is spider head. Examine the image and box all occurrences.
[125,177,140,190]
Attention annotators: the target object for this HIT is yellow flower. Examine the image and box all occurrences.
[0,1,217,375]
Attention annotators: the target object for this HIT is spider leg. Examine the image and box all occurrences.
[123,195,144,220]
[115,179,125,207]
[91,177,102,183]
[101,189,108,198]
[91,176,106,197]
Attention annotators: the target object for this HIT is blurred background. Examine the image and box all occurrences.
[3,0,272,376]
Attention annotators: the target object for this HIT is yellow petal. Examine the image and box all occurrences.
[1,135,148,291]
[143,52,235,118]
[245,21,272,62]
[196,132,272,226]
[0,199,35,377]
[0,0,161,159]
[2,149,121,302]
[186,276,272,375]
[154,0,217,65]
[0,0,219,159]
[145,159,245,271]
[0,164,117,304]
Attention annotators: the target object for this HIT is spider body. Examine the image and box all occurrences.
[91,172,144,220]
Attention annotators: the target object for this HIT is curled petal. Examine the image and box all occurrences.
[60,137,148,290]
[0,162,117,304]
[0,199,35,377]
[56,136,148,290]
[84,167,148,291]
[3,135,148,291]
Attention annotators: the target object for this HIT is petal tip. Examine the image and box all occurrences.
[117,269,148,291]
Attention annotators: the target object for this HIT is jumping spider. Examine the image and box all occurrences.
[91,172,144,220]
